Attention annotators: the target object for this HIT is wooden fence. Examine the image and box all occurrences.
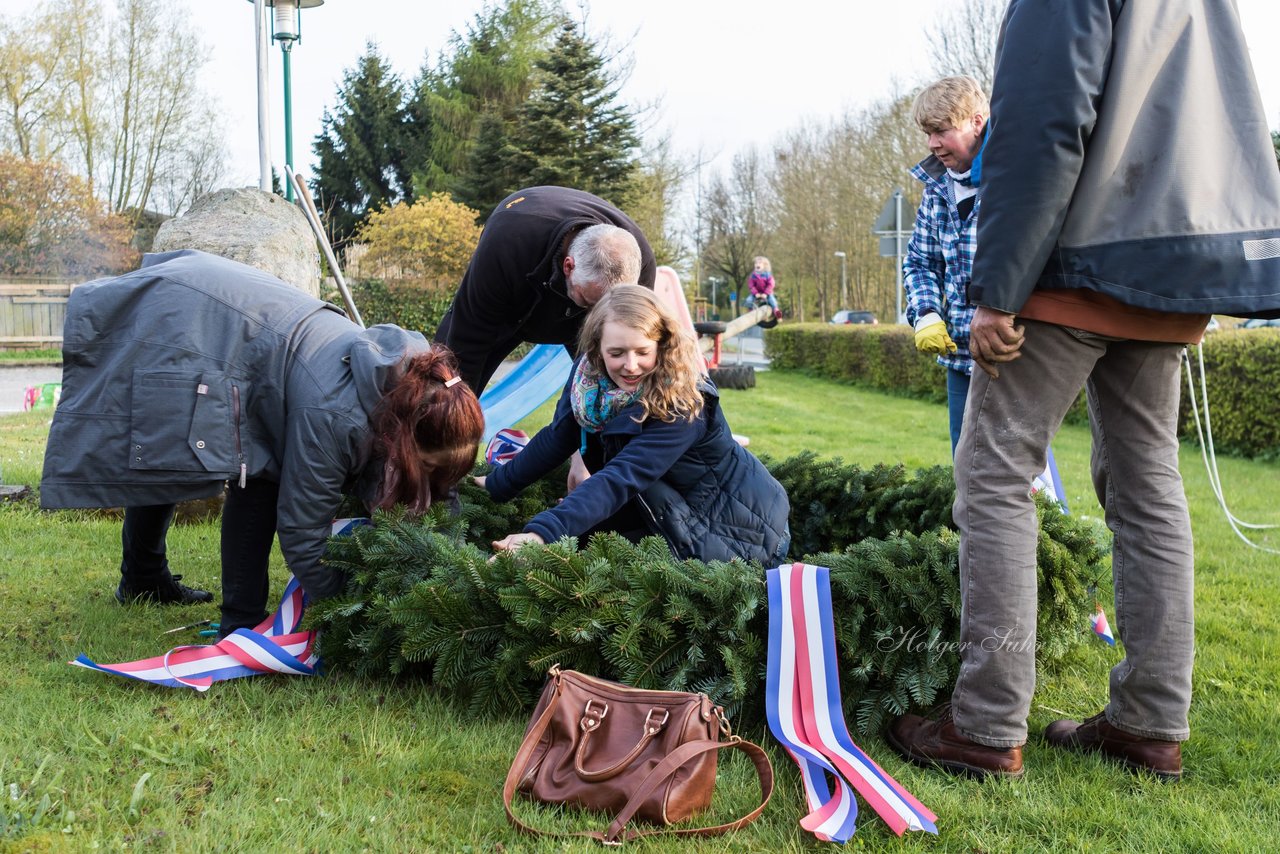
[0,278,78,347]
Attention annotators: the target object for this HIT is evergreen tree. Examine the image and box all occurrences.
[311,44,413,247]
[411,0,557,202]
[452,111,519,215]
[500,19,641,207]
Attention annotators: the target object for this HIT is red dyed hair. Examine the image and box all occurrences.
[369,346,483,513]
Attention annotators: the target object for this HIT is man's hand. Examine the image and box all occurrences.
[968,306,1025,378]
[567,451,592,494]
[492,532,546,552]
[913,313,958,355]
[472,475,486,489]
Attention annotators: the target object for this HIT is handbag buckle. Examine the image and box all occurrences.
[644,708,670,735]
[582,699,608,729]
[715,707,733,737]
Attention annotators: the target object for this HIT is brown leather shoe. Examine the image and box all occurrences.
[1043,712,1182,781]
[886,706,1024,779]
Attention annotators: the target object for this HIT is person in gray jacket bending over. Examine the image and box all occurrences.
[41,250,484,636]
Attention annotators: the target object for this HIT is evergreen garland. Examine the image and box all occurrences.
[766,452,957,554]
[310,454,1110,735]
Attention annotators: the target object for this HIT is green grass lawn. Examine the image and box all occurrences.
[0,348,61,364]
[1,371,1278,852]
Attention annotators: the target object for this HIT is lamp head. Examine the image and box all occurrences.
[248,0,325,44]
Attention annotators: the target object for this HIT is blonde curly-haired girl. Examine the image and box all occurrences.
[479,285,790,564]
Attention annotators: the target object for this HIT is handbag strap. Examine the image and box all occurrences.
[502,683,775,845]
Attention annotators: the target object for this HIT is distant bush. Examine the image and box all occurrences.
[336,278,454,338]
[350,194,481,291]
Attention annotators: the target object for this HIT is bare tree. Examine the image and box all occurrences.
[61,0,108,199]
[628,132,693,268]
[0,7,71,160]
[924,0,1006,94]
[153,110,228,215]
[843,93,923,322]
[771,123,838,323]
[700,146,773,313]
[2,0,224,221]
[765,93,922,325]
[105,0,210,222]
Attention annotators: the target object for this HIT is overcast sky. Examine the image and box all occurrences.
[4,0,1280,190]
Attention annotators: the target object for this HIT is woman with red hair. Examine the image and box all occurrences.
[41,250,484,636]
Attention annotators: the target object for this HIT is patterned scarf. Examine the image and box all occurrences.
[569,358,640,451]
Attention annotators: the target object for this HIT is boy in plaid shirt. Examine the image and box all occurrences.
[902,76,988,454]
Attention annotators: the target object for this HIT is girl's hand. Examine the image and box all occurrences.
[472,475,486,489]
[566,452,592,494]
[492,532,545,551]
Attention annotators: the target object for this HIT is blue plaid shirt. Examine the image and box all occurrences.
[902,155,979,374]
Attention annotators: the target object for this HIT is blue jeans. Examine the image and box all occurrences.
[951,320,1193,747]
[745,294,778,312]
[946,367,970,456]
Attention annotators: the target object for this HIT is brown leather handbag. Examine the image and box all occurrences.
[502,665,774,844]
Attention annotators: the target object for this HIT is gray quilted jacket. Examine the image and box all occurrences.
[41,250,431,600]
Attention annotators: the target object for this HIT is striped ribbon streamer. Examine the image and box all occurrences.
[766,569,859,842]
[70,575,317,692]
[766,563,938,840]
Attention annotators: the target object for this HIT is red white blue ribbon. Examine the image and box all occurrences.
[70,575,317,692]
[766,563,938,840]
[485,428,529,466]
[67,518,374,691]
[1091,604,1116,645]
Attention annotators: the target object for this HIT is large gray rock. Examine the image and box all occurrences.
[152,188,320,296]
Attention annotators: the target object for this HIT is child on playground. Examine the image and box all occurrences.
[478,285,790,565]
[745,256,782,319]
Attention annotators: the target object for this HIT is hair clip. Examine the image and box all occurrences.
[444,375,462,388]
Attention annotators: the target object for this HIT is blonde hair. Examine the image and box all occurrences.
[753,256,772,273]
[911,76,989,135]
[577,285,705,423]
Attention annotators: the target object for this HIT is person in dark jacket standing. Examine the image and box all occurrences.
[41,250,485,635]
[434,185,657,397]
[478,285,789,565]
[888,0,1280,782]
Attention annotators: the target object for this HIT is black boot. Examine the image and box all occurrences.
[115,573,214,605]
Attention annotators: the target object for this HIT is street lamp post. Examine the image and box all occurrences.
[250,0,325,201]
[833,251,847,310]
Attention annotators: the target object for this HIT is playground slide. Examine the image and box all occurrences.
[652,266,695,336]
[478,344,573,444]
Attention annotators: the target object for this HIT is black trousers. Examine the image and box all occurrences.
[121,478,280,635]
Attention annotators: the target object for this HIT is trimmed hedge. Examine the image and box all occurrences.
[1180,328,1280,459]
[765,323,947,404]
[766,323,1280,457]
